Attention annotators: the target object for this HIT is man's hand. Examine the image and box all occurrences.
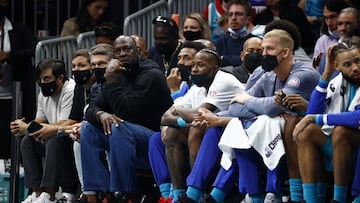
[10,118,28,137]
[30,124,58,142]
[167,68,182,93]
[292,114,316,143]
[275,90,308,113]
[97,111,124,135]
[192,108,219,128]
[230,92,252,104]
[104,59,126,84]
[66,122,83,141]
[323,46,337,80]
[0,51,9,63]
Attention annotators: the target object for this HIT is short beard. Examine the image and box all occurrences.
[342,72,360,85]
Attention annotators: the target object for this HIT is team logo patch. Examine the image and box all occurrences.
[287,77,300,87]
[209,90,217,96]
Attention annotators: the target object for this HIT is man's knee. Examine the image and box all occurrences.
[298,123,322,144]
[164,126,185,146]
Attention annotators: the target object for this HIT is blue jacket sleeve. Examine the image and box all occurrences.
[316,106,360,129]
[306,81,328,114]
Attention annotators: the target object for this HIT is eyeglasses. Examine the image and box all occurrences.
[94,26,113,35]
[152,16,174,27]
[227,12,246,17]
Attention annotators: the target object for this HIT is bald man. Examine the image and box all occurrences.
[131,34,149,59]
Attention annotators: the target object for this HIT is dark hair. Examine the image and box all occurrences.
[324,0,349,13]
[94,21,121,41]
[76,0,109,33]
[181,41,207,52]
[36,58,67,83]
[152,16,179,39]
[227,0,253,16]
[264,19,302,52]
[198,48,221,66]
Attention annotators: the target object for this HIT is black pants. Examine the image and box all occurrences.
[20,135,78,193]
[0,99,12,159]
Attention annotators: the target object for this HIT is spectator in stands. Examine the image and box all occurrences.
[163,48,245,202]
[0,0,38,159]
[10,59,76,203]
[131,34,149,59]
[28,49,96,202]
[74,43,114,203]
[313,0,349,68]
[180,12,211,41]
[317,7,360,77]
[294,43,360,203]
[304,0,325,34]
[174,37,262,203]
[148,41,207,203]
[94,21,120,45]
[149,16,182,76]
[220,36,263,85]
[61,0,109,37]
[203,0,231,42]
[254,0,317,54]
[215,0,255,67]
[194,39,216,50]
[80,35,173,203]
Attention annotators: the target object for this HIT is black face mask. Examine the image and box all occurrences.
[93,68,106,84]
[190,73,211,87]
[155,42,175,56]
[39,81,58,97]
[260,55,279,72]
[73,70,92,85]
[183,30,202,41]
[178,64,192,81]
[243,52,261,73]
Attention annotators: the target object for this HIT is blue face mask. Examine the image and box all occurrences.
[228,26,248,39]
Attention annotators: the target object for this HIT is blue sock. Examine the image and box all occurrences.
[210,187,226,203]
[249,194,264,203]
[289,179,302,202]
[186,186,202,202]
[173,189,185,201]
[159,183,171,198]
[169,184,174,198]
[303,183,317,203]
[333,185,347,203]
[353,194,360,203]
[316,182,326,203]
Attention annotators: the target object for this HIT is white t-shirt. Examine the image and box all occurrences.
[203,70,245,111]
[176,70,245,111]
[36,79,75,123]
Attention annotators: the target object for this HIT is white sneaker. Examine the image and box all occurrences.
[32,192,56,203]
[57,192,75,203]
[264,193,281,203]
[241,194,254,203]
[21,192,38,203]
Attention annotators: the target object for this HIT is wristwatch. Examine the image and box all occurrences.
[57,127,64,138]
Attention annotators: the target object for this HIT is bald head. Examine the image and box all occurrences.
[131,35,148,59]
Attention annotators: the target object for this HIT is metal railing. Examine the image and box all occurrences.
[168,0,210,23]
[77,31,96,49]
[35,36,78,78]
[123,0,168,49]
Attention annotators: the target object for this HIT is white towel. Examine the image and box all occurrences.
[218,118,250,170]
[246,115,285,170]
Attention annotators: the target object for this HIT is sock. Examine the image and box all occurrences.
[159,183,171,198]
[289,179,302,202]
[173,189,185,201]
[353,194,360,203]
[249,194,264,203]
[210,187,226,203]
[186,186,202,202]
[333,185,347,203]
[316,182,326,203]
[169,184,174,198]
[303,183,317,203]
